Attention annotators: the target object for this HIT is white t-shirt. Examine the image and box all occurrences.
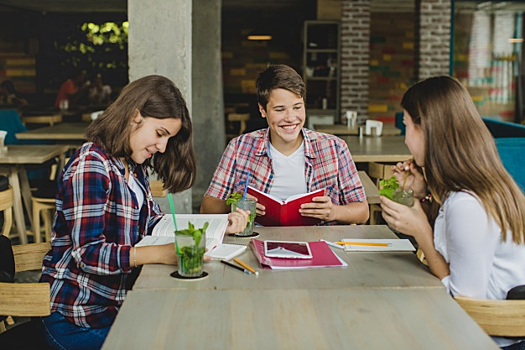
[127,174,144,209]
[268,141,307,201]
[434,191,525,347]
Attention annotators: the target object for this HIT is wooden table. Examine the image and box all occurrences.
[132,226,441,291]
[315,123,401,136]
[358,170,379,204]
[104,288,497,350]
[102,226,498,350]
[0,145,68,244]
[342,135,411,163]
[15,122,90,141]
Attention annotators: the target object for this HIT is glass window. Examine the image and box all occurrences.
[452,1,525,123]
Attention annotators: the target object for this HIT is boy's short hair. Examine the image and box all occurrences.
[256,64,305,110]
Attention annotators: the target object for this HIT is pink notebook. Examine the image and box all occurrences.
[249,239,347,270]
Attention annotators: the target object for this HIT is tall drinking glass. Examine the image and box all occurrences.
[231,198,256,236]
[175,225,206,277]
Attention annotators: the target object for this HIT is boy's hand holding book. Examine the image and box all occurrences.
[298,195,335,222]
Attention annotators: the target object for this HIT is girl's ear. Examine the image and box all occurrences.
[131,109,143,125]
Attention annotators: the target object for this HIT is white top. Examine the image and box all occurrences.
[127,174,144,209]
[434,191,525,347]
[268,141,307,201]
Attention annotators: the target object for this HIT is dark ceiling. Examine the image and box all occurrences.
[0,0,420,14]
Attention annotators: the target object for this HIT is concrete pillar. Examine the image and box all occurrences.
[192,0,225,212]
[128,0,192,214]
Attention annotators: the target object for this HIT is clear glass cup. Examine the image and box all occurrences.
[389,187,414,235]
[392,187,414,207]
[231,198,256,236]
[175,227,206,277]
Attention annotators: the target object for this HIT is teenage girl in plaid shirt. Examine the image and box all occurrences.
[39,75,249,350]
[201,64,369,225]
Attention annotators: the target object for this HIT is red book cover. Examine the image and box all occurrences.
[246,186,325,226]
[249,239,347,269]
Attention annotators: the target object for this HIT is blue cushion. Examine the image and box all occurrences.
[0,109,27,145]
[495,138,525,192]
[395,111,405,135]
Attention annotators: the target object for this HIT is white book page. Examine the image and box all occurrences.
[248,186,324,204]
[341,238,415,252]
[150,214,229,251]
[205,243,247,260]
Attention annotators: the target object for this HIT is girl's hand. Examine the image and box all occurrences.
[299,196,335,222]
[225,208,249,234]
[391,160,427,199]
[380,196,431,240]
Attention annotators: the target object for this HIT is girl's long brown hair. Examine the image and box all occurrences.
[401,75,525,244]
[85,75,196,193]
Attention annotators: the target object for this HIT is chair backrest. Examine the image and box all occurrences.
[495,137,525,192]
[483,117,525,138]
[454,296,525,337]
[227,113,250,135]
[0,186,13,237]
[0,242,51,317]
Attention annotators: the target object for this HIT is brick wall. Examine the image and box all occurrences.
[340,0,371,124]
[417,0,451,79]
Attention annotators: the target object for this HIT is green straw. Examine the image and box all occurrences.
[168,192,180,254]
[167,192,178,231]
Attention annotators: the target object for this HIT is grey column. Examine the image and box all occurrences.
[192,0,225,212]
[128,0,192,214]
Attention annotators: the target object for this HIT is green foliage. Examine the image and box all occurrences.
[226,192,243,206]
[55,21,128,72]
[378,176,399,200]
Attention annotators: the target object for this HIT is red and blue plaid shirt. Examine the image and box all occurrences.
[206,128,366,223]
[40,142,163,328]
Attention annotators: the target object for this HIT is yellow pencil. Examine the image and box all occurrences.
[336,241,389,247]
[233,258,259,275]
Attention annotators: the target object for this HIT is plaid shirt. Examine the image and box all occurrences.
[206,128,366,223]
[40,142,163,328]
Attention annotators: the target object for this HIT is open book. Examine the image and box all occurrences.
[247,186,325,226]
[137,214,229,253]
[250,239,347,270]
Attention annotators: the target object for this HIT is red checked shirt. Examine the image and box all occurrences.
[206,128,366,223]
[40,142,163,328]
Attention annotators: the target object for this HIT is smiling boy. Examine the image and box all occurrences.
[201,64,369,225]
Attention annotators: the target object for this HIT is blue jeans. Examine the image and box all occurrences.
[41,312,111,350]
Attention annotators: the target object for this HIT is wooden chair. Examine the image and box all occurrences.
[226,113,250,141]
[22,114,62,126]
[0,186,14,238]
[0,242,51,333]
[454,295,525,337]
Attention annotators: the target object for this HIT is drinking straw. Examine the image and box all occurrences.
[167,193,178,231]
[168,193,180,254]
[242,171,251,200]
[401,157,414,190]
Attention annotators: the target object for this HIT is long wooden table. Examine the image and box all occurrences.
[15,122,89,141]
[0,145,68,244]
[358,170,379,204]
[102,226,499,349]
[342,135,411,163]
[315,123,401,136]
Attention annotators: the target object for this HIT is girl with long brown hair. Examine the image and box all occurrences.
[380,76,525,349]
[40,75,248,350]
